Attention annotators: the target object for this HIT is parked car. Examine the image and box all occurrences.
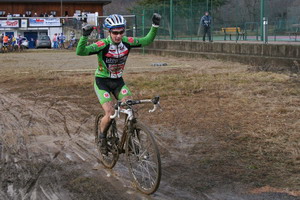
[35,35,51,49]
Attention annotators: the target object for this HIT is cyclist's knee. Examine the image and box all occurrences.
[122,95,132,102]
[104,107,114,117]
[102,101,114,117]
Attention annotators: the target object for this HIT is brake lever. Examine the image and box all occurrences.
[149,102,162,113]
[157,102,163,111]
[149,104,157,113]
[110,102,121,119]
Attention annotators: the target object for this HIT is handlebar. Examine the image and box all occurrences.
[110,96,161,119]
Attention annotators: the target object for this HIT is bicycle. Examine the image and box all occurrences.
[58,41,65,49]
[66,39,78,50]
[18,44,25,52]
[95,96,162,194]
[2,43,8,53]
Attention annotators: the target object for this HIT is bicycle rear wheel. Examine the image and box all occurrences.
[95,113,119,169]
[126,121,161,194]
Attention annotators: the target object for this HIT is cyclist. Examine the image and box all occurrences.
[11,35,17,51]
[76,13,161,155]
[17,35,24,50]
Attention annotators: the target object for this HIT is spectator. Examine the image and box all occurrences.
[3,34,9,49]
[52,33,58,49]
[200,11,212,42]
[65,14,69,23]
[11,35,16,46]
[33,12,38,17]
[7,13,12,19]
[59,33,66,49]
[30,37,35,48]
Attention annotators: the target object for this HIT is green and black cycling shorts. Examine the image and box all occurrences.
[94,77,132,105]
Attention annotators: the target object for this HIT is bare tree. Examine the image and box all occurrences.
[104,0,139,15]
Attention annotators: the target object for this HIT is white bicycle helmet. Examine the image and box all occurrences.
[104,14,126,30]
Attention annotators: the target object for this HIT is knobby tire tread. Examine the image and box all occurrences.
[125,121,161,195]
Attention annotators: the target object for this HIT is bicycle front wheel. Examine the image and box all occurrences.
[126,121,161,194]
[95,113,119,169]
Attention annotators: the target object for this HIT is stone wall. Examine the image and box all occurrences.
[132,40,300,73]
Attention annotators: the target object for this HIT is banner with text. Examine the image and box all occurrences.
[29,18,61,27]
[0,20,19,28]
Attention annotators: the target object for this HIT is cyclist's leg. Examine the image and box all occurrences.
[118,85,132,102]
[94,80,115,154]
[95,77,132,136]
[3,43,8,52]
[100,101,114,133]
[115,79,132,102]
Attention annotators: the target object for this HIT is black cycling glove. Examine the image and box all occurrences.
[82,24,94,36]
[152,13,161,26]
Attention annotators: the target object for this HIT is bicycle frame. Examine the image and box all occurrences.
[110,97,160,152]
[111,106,137,153]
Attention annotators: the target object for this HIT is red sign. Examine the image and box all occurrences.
[0,20,19,28]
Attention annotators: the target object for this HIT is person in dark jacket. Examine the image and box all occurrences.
[200,11,212,42]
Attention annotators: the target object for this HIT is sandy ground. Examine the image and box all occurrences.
[0,49,299,200]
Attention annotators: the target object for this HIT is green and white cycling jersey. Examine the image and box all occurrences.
[76,26,158,78]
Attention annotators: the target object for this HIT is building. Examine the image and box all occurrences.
[0,0,111,48]
[0,0,111,17]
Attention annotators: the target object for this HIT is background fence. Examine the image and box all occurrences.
[2,0,300,45]
[131,0,300,42]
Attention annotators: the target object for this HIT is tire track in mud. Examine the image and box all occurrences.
[1,89,297,200]
[0,90,84,198]
[0,91,63,199]
[48,107,71,138]
[0,89,149,200]
[0,89,198,200]
[22,151,61,198]
[0,92,95,199]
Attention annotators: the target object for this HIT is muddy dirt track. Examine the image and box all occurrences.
[0,50,299,200]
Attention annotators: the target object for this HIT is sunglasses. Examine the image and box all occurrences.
[111,30,125,35]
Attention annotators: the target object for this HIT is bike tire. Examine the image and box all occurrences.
[95,113,119,169]
[125,121,161,194]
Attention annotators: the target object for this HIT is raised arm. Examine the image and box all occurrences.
[76,24,107,56]
[124,13,161,47]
